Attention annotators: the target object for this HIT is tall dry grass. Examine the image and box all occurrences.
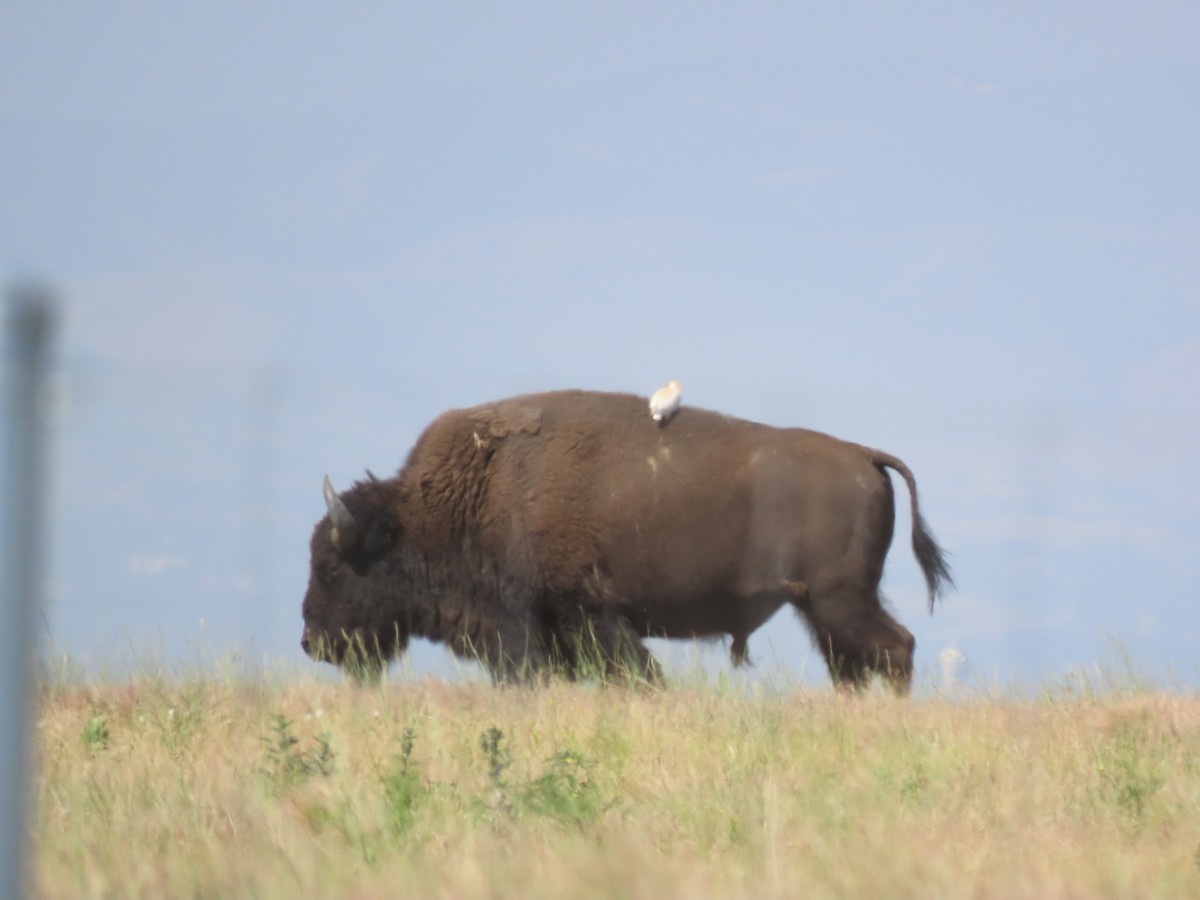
[32,669,1200,898]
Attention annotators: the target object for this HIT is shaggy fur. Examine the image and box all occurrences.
[301,390,953,691]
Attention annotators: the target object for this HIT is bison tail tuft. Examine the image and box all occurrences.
[912,512,954,613]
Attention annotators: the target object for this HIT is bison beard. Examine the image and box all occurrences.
[301,390,953,692]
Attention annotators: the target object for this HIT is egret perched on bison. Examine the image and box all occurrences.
[301,389,953,692]
[649,379,682,424]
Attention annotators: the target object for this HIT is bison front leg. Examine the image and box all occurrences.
[557,607,662,686]
[452,612,551,685]
[341,627,404,685]
[346,654,386,686]
[597,615,663,686]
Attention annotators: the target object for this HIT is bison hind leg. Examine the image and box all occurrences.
[874,622,916,695]
[796,589,916,695]
[822,627,915,696]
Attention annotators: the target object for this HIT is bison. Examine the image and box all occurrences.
[301,389,952,692]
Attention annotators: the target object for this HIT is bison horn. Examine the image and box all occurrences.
[322,474,358,550]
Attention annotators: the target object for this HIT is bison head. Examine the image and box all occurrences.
[301,475,409,679]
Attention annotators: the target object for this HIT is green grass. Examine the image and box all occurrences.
[32,670,1200,898]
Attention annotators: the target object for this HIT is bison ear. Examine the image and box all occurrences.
[322,475,359,551]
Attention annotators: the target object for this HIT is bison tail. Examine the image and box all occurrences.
[870,450,954,613]
[911,510,954,613]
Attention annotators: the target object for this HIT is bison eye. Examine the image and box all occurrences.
[316,552,343,581]
[359,516,397,560]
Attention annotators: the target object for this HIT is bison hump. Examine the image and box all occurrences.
[468,400,543,441]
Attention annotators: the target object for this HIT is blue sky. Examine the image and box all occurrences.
[3,3,1198,688]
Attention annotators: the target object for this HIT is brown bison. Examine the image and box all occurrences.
[301,389,952,691]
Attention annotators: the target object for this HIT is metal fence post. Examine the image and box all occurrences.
[2,284,56,900]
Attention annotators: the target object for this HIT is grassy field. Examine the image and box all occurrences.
[31,669,1200,899]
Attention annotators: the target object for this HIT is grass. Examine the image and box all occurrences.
[31,668,1200,899]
